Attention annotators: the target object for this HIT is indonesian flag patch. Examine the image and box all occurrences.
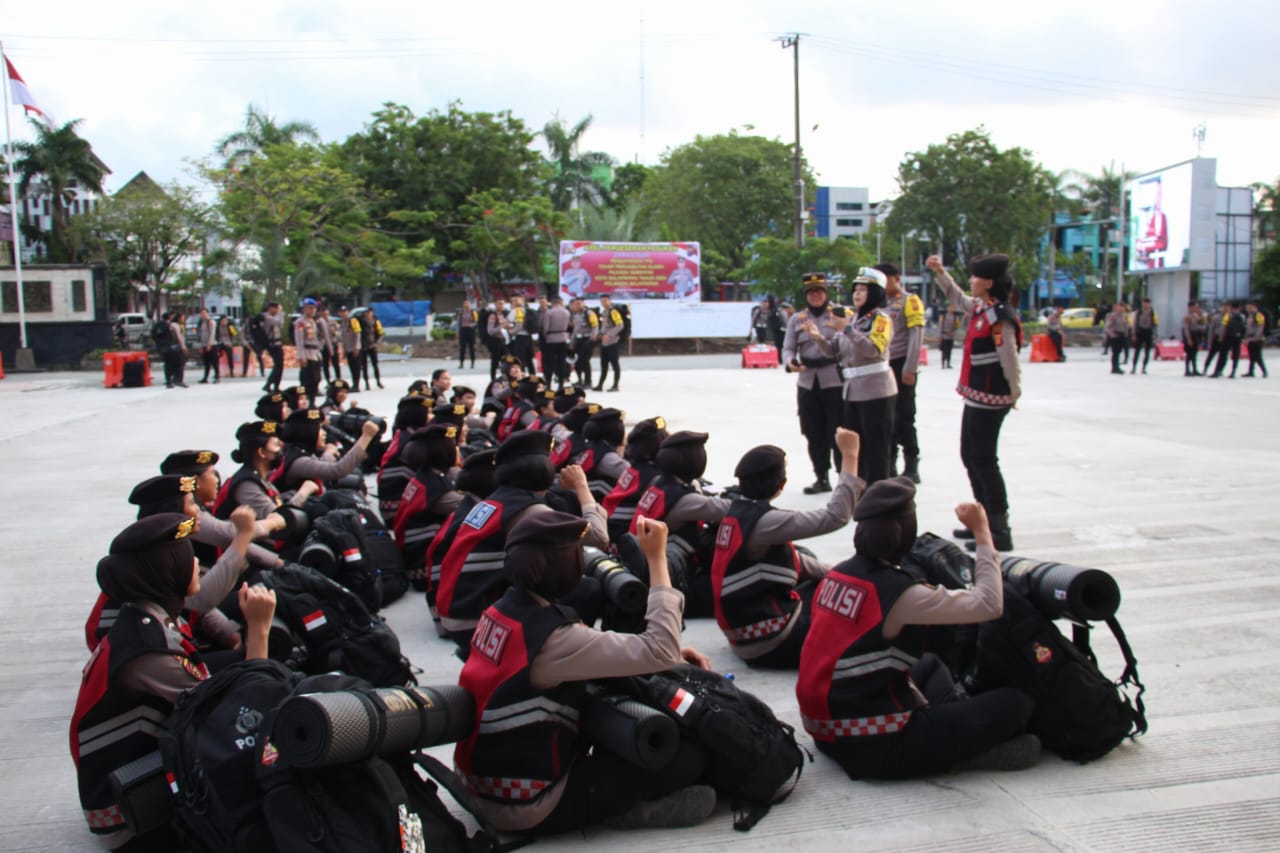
[166,772,179,794]
[668,688,695,717]
[302,610,328,632]
[342,548,361,563]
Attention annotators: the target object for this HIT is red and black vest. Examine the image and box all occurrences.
[213,465,282,519]
[393,469,456,588]
[425,494,480,614]
[629,475,704,559]
[710,499,803,654]
[532,413,559,432]
[377,428,415,517]
[435,486,542,637]
[455,588,585,805]
[957,300,1023,407]
[573,440,622,502]
[550,431,586,471]
[796,556,927,742]
[602,461,661,543]
[269,444,324,493]
[496,399,533,442]
[71,605,208,837]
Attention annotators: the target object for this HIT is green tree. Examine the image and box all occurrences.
[1060,164,1138,292]
[451,191,568,299]
[744,236,875,305]
[1252,178,1279,250]
[218,104,319,169]
[569,200,659,243]
[12,118,108,262]
[541,113,614,212]
[340,102,542,276]
[1253,242,1280,316]
[886,127,1054,289]
[642,131,810,286]
[609,162,651,211]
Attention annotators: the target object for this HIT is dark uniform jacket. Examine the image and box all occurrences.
[602,461,661,542]
[393,469,460,588]
[710,499,802,654]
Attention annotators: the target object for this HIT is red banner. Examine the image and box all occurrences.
[559,241,701,303]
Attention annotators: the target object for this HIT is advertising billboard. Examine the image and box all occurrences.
[559,241,701,303]
[1126,158,1216,273]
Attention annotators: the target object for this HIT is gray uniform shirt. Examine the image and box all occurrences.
[197,317,214,349]
[599,305,624,346]
[279,443,368,491]
[294,316,322,361]
[194,510,280,568]
[541,305,572,343]
[1183,312,1207,343]
[1246,310,1266,342]
[264,311,283,345]
[340,316,361,353]
[820,309,897,402]
[782,307,844,390]
[885,292,924,373]
[1104,312,1128,337]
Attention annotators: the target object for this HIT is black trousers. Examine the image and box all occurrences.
[362,347,381,386]
[200,347,220,381]
[772,330,786,363]
[533,739,708,836]
[543,341,569,387]
[347,351,364,390]
[458,327,476,366]
[889,357,919,460]
[319,347,337,382]
[218,345,234,376]
[817,687,1033,780]
[939,338,954,368]
[1048,330,1064,360]
[299,359,322,402]
[241,344,264,376]
[960,404,1010,516]
[1131,329,1154,372]
[598,343,621,388]
[1245,340,1268,376]
[744,581,816,670]
[1184,335,1202,374]
[161,349,183,386]
[1109,336,1127,372]
[266,344,284,391]
[1211,336,1242,376]
[843,395,896,485]
[797,385,844,478]
[574,337,595,387]
[488,340,506,381]
[510,335,535,373]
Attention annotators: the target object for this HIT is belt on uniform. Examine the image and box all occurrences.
[800,357,836,368]
[841,362,890,380]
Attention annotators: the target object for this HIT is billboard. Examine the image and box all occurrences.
[1126,158,1215,273]
[559,241,701,303]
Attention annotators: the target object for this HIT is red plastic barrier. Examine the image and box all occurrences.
[103,351,151,388]
[742,345,778,368]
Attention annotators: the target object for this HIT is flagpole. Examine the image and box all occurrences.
[1,41,29,351]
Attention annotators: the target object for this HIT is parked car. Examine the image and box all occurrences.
[110,313,151,348]
[1060,307,1097,328]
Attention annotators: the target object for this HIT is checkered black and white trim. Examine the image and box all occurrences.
[802,711,913,738]
[725,612,793,643]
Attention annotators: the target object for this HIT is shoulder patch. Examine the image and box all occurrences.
[905,295,925,327]
[463,501,498,530]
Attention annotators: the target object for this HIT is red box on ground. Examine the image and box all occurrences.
[919,345,929,367]
[103,351,151,387]
[1030,334,1060,363]
[742,344,778,368]
[1156,340,1185,361]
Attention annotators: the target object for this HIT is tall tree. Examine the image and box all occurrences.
[886,128,1054,289]
[745,236,876,305]
[541,114,614,212]
[642,131,810,286]
[1252,178,1279,250]
[218,104,319,169]
[12,118,108,262]
[569,199,660,243]
[1060,164,1138,292]
[452,191,568,299]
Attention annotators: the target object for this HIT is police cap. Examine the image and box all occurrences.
[160,450,219,476]
[853,476,917,522]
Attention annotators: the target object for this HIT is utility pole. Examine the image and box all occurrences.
[777,33,806,249]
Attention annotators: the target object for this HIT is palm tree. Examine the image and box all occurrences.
[569,199,659,242]
[541,114,614,212]
[12,118,108,262]
[1252,179,1279,249]
[1061,165,1137,293]
[218,104,319,168]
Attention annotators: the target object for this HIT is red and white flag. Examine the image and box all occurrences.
[5,57,54,127]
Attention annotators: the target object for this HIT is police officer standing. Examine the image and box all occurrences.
[570,297,599,389]
[595,294,624,392]
[316,303,338,384]
[1182,301,1207,376]
[938,304,959,368]
[1243,301,1269,378]
[1047,306,1066,362]
[338,305,363,391]
[508,295,535,373]
[876,263,925,483]
[293,297,323,403]
[782,273,845,494]
[1104,303,1129,375]
[263,301,285,393]
[1130,297,1158,374]
[540,296,572,388]
[457,299,478,368]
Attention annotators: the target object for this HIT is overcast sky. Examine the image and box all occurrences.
[4,0,1278,202]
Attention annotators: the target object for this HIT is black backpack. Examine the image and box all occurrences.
[160,659,301,853]
[616,303,632,342]
[968,581,1147,763]
[616,665,808,831]
[248,312,270,349]
[902,533,981,679]
[257,562,414,688]
[476,307,495,350]
[151,319,172,349]
[315,490,409,607]
[1227,311,1247,338]
[301,508,383,612]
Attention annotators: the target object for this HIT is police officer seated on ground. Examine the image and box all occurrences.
[455,511,717,836]
[603,416,669,542]
[496,378,542,441]
[214,421,319,521]
[71,514,278,850]
[628,430,731,617]
[796,478,1039,780]
[432,430,609,654]
[528,387,561,432]
[549,400,597,471]
[255,390,290,422]
[574,406,629,502]
[392,423,466,590]
[273,407,379,493]
[320,379,353,417]
[378,394,435,519]
[711,428,862,669]
[423,448,499,630]
[483,356,525,415]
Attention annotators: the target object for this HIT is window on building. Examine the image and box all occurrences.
[1,280,54,313]
[72,279,87,312]
[835,218,865,228]
[835,202,865,211]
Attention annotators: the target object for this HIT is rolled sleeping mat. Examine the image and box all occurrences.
[297,533,338,578]
[272,684,476,769]
[584,546,648,613]
[1000,556,1121,622]
[107,750,171,836]
[272,505,312,543]
[583,695,679,770]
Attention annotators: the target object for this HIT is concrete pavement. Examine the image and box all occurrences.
[2,344,1278,852]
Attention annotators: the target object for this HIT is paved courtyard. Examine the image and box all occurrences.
[1,343,1277,852]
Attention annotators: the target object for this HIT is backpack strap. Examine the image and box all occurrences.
[1070,622,1098,666]
[1104,616,1148,736]
[409,752,529,853]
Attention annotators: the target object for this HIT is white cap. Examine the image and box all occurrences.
[852,267,888,288]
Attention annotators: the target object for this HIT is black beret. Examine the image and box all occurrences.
[661,430,709,449]
[406,379,432,396]
[506,509,588,551]
[627,416,668,457]
[236,420,279,445]
[160,449,219,476]
[452,385,476,400]
[403,423,460,471]
[536,388,558,404]
[734,445,787,480]
[255,393,288,421]
[558,403,601,434]
[398,394,434,412]
[462,447,498,472]
[285,407,324,425]
[109,512,197,554]
[515,379,542,400]
[281,386,309,410]
[129,474,196,505]
[327,379,351,395]
[873,263,900,278]
[801,272,829,289]
[431,401,468,426]
[968,253,1010,280]
[587,407,624,426]
[496,429,554,465]
[407,421,460,446]
[853,476,917,522]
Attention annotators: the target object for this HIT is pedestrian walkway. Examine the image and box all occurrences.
[2,348,1277,851]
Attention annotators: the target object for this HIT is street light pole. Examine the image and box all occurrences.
[778,34,805,249]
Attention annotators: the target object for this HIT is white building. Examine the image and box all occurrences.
[812,186,872,240]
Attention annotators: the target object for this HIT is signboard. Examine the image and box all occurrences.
[559,241,701,303]
[1126,158,1216,273]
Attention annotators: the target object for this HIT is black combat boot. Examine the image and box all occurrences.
[903,454,921,484]
[967,512,1014,552]
[803,476,832,495]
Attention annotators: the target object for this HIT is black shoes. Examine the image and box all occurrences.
[952,527,975,540]
[903,456,921,485]
[803,477,832,494]
[593,384,604,392]
[608,385,620,392]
